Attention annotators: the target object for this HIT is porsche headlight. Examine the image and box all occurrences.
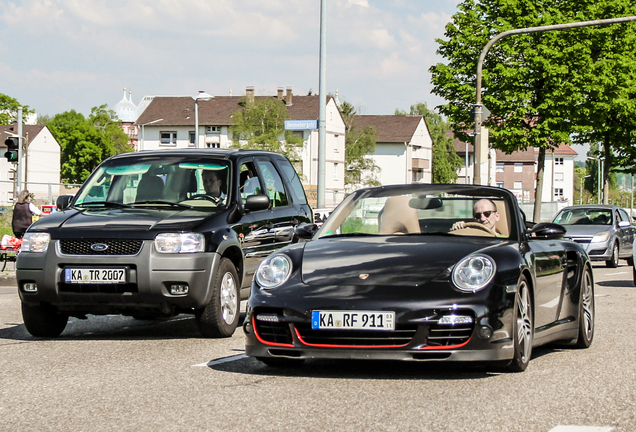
[591,232,610,243]
[21,232,51,253]
[155,233,204,253]
[452,254,496,293]
[255,254,292,289]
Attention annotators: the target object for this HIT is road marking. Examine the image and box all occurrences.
[192,354,247,367]
[548,426,613,432]
[606,271,629,276]
[540,296,560,308]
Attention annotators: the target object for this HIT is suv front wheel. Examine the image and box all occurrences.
[195,258,240,338]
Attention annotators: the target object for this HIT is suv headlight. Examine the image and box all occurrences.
[591,232,610,243]
[21,232,51,253]
[452,254,496,293]
[155,233,204,253]
[255,254,292,289]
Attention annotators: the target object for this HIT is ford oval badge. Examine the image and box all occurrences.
[91,243,109,252]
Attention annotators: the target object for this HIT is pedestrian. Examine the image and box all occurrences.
[11,190,41,239]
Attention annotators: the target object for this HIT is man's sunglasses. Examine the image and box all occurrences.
[474,210,496,219]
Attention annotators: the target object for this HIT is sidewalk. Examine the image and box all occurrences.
[0,268,17,287]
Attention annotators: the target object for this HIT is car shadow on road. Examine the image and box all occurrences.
[208,345,563,380]
[0,313,246,341]
[596,280,635,288]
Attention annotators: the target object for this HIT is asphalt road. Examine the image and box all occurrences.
[1,263,634,432]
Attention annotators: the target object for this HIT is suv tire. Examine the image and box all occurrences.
[22,303,68,338]
[195,258,240,338]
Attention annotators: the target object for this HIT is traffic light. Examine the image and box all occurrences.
[4,137,19,162]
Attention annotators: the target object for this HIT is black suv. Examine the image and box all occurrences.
[16,149,312,338]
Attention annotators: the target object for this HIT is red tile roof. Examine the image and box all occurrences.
[352,115,424,143]
[135,94,336,127]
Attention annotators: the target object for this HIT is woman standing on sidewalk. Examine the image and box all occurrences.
[11,190,41,239]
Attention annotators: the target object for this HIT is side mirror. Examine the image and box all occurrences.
[528,222,566,240]
[244,194,270,212]
[618,220,631,228]
[56,195,74,211]
[294,223,319,240]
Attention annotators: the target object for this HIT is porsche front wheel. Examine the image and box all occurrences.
[507,276,533,372]
[575,266,595,348]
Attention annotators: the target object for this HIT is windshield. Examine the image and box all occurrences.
[554,208,612,225]
[74,156,231,209]
[318,187,512,239]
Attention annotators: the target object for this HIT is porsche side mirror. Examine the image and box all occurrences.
[294,223,319,239]
[528,222,566,240]
[244,195,270,212]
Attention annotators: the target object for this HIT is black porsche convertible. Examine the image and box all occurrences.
[244,185,595,372]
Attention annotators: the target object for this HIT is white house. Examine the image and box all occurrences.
[535,144,578,204]
[1,124,61,204]
[352,115,432,187]
[133,87,347,207]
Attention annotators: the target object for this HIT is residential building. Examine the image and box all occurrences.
[134,87,346,207]
[1,124,61,205]
[352,115,432,187]
[452,132,577,205]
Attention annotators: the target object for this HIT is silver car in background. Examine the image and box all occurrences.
[553,205,635,268]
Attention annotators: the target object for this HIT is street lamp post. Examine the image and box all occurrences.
[193,91,213,149]
[139,119,163,151]
[580,175,591,205]
[587,156,603,205]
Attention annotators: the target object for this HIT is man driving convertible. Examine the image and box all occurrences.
[450,198,501,236]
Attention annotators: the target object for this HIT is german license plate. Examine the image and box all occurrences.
[311,310,395,331]
[64,268,126,284]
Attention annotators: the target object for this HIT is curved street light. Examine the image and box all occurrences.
[194,91,213,148]
[580,174,591,205]
[139,118,163,151]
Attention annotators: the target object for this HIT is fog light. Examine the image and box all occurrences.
[438,314,473,325]
[23,283,37,293]
[256,313,280,322]
[169,284,189,295]
[478,325,493,339]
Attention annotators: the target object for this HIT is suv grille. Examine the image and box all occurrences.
[60,240,143,255]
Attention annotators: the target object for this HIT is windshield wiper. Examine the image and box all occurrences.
[75,201,132,208]
[131,200,193,209]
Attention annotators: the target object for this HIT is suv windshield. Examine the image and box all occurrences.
[74,156,231,209]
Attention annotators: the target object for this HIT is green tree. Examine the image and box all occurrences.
[396,102,462,183]
[429,0,636,219]
[230,97,303,163]
[0,94,35,124]
[47,106,131,184]
[340,101,380,188]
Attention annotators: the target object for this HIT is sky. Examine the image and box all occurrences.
[0,0,461,118]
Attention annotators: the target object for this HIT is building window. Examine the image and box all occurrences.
[189,131,195,146]
[334,135,339,153]
[8,170,16,181]
[496,163,504,173]
[514,163,522,173]
[160,131,177,146]
[206,126,221,133]
[333,162,339,181]
[554,188,564,199]
[496,181,504,188]
[555,172,564,181]
[514,181,523,189]
[206,142,221,149]
[412,169,423,183]
[555,157,564,165]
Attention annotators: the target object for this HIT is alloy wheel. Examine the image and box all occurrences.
[220,272,238,325]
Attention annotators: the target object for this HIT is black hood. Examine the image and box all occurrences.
[301,235,503,287]
[31,207,220,239]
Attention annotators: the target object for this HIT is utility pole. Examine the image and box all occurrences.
[17,107,23,192]
[317,0,327,208]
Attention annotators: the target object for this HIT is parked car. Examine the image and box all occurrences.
[16,149,312,338]
[552,205,635,268]
[244,184,594,372]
